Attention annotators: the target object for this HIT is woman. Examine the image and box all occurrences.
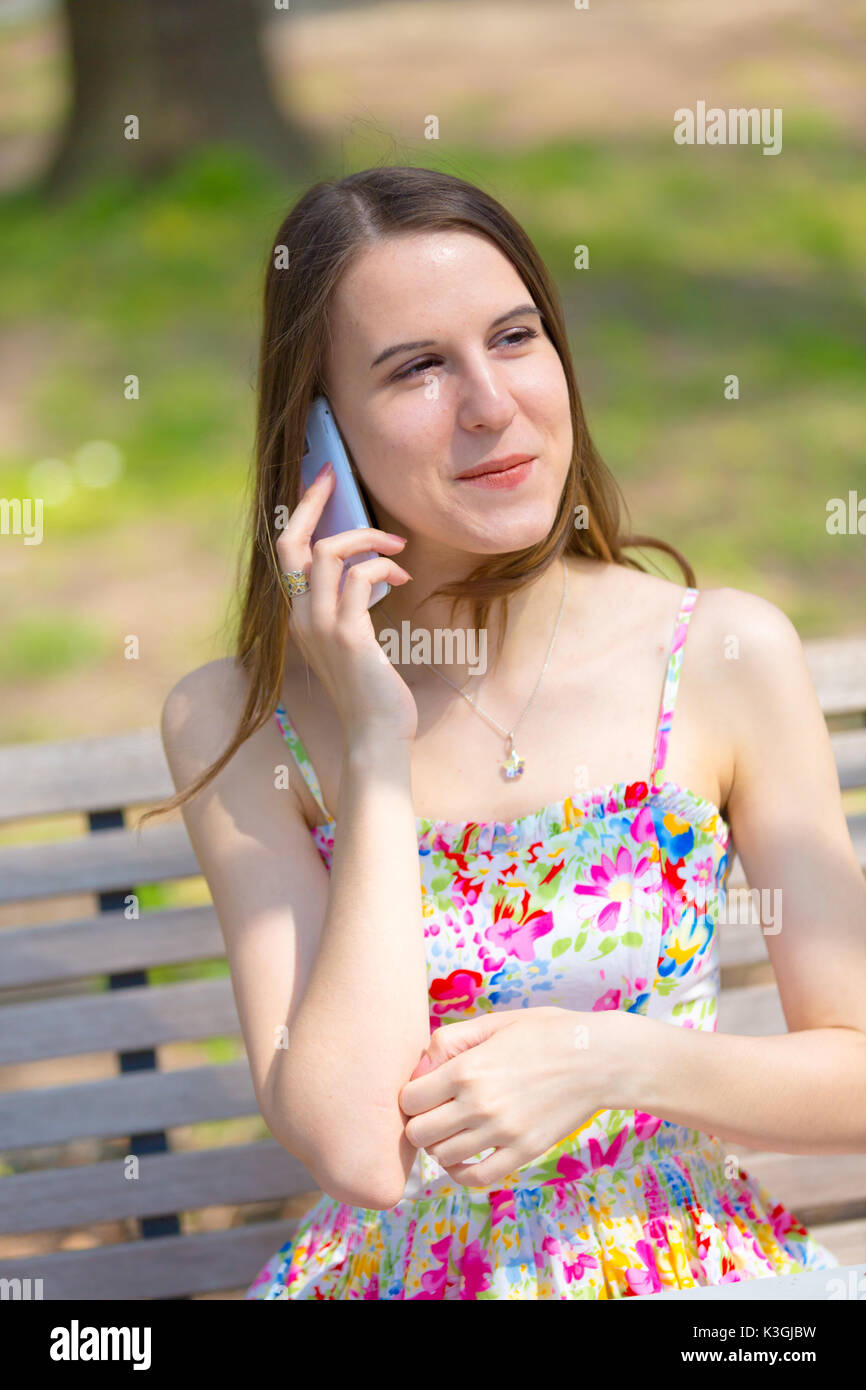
[152,165,866,1300]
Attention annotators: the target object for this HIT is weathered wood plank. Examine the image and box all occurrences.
[803,636,866,719]
[0,1140,319,1234]
[0,811,861,908]
[716,982,787,1035]
[801,1218,866,1269]
[0,728,172,822]
[0,689,861,831]
[0,905,223,989]
[3,1139,863,1240]
[741,1150,866,1229]
[0,822,200,903]
[0,1059,258,1150]
[0,1218,299,1300]
[833,727,866,789]
[0,977,239,1065]
[2,1218,863,1301]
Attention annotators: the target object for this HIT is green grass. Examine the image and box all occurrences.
[0,612,107,679]
[1,131,863,630]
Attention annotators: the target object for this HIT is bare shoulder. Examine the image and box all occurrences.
[160,656,251,781]
[686,585,806,686]
[683,586,818,792]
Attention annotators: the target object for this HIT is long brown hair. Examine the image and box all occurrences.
[137,164,694,829]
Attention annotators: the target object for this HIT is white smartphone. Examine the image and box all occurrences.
[300,394,391,609]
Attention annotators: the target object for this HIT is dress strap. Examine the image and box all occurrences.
[273,703,331,822]
[649,588,700,790]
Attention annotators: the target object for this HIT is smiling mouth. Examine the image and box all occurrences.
[455,458,536,489]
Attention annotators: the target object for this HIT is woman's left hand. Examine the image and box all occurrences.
[397,1006,626,1189]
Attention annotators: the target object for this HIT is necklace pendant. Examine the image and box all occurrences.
[502,747,525,780]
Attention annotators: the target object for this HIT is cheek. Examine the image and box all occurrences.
[368,395,451,477]
[516,354,570,422]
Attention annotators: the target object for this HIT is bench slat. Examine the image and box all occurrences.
[0,698,861,831]
[0,970,790,1065]
[0,822,200,903]
[1,635,862,822]
[714,982,787,1034]
[834,727,866,789]
[0,1218,299,1300]
[802,636,866,718]
[0,905,223,990]
[797,1218,866,1270]
[0,1059,257,1150]
[2,1138,863,1240]
[0,977,239,1065]
[2,1214,862,1301]
[0,812,862,907]
[741,1150,866,1229]
[0,729,172,822]
[0,1140,318,1234]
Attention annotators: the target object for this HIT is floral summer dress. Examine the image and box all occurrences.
[246,586,839,1299]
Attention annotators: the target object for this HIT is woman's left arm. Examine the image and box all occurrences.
[617,588,866,1155]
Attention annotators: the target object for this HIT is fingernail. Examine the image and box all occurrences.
[388,532,407,542]
[316,461,333,479]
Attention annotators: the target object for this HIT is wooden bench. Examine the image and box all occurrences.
[1,633,865,1300]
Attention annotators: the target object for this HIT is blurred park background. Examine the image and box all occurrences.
[0,0,864,1289]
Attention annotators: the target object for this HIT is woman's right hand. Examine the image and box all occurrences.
[276,462,419,746]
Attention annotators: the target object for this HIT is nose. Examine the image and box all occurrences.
[454,355,518,434]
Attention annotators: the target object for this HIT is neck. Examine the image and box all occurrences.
[371,551,568,694]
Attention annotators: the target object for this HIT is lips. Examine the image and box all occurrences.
[454,454,535,480]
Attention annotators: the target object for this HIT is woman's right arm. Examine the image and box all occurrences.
[161,659,429,1211]
[161,459,434,1210]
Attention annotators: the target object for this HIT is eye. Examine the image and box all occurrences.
[391,326,538,382]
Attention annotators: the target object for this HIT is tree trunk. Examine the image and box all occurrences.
[43,0,318,197]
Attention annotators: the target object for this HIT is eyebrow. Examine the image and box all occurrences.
[369,302,542,370]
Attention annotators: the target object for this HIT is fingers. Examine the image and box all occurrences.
[337,555,412,624]
[275,457,409,624]
[276,461,335,572]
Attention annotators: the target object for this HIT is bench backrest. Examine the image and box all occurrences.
[1,633,865,1298]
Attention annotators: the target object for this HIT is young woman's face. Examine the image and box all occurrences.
[322,229,573,557]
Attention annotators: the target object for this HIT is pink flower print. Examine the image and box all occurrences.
[485,889,554,962]
[624,1239,662,1296]
[451,868,484,906]
[725,1219,746,1253]
[248,1263,273,1293]
[634,1110,663,1141]
[768,1201,806,1243]
[362,1275,379,1299]
[593,987,621,1011]
[690,855,715,912]
[458,1239,493,1299]
[490,1189,516,1226]
[410,1234,452,1299]
[564,1251,599,1284]
[630,804,655,845]
[477,942,507,973]
[429,969,484,1018]
[554,1152,589,1182]
[588,1126,626,1171]
[574,845,655,932]
[645,1215,669,1245]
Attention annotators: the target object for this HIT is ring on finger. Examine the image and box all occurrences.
[281,568,311,597]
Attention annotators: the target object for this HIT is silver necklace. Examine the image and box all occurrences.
[378,554,568,781]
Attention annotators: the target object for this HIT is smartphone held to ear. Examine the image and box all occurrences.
[300,395,391,610]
